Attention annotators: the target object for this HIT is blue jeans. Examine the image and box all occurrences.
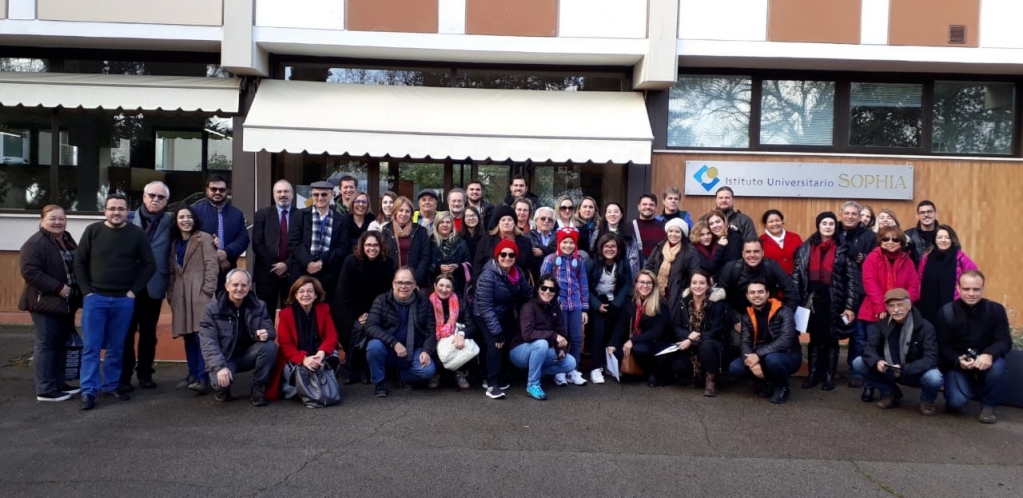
[851,357,943,402]
[562,308,584,366]
[182,334,209,382]
[846,320,872,379]
[80,294,135,396]
[728,350,802,389]
[943,358,1008,408]
[509,340,577,388]
[366,339,437,384]
[212,341,278,390]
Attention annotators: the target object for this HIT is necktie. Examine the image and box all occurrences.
[217,209,225,247]
[279,209,289,262]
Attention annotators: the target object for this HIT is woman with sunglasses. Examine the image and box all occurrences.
[381,196,431,287]
[429,211,471,297]
[856,225,920,401]
[607,270,671,387]
[474,239,534,399]
[345,191,376,251]
[792,212,863,391]
[511,275,576,400]
[554,195,590,251]
[916,224,978,323]
[585,233,633,384]
[368,191,397,232]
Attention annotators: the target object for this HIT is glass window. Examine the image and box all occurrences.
[933,81,1015,155]
[532,162,624,211]
[668,76,752,148]
[849,83,923,148]
[0,58,50,72]
[285,66,452,87]
[760,80,835,146]
[0,107,52,209]
[457,71,623,91]
[475,163,510,207]
[206,117,234,171]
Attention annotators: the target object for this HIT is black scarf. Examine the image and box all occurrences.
[919,247,958,319]
[139,208,163,237]
[292,303,320,356]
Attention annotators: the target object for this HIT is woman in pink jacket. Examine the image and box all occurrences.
[916,224,978,323]
[855,225,920,402]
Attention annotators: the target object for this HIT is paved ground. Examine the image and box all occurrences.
[1,328,1021,498]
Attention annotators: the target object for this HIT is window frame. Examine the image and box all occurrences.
[665,68,1023,158]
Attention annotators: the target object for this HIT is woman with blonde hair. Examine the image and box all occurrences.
[607,269,672,387]
[381,196,431,287]
[429,211,470,296]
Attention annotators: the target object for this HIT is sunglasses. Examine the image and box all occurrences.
[539,285,556,293]
[311,192,331,198]
[145,193,168,201]
[559,206,574,211]
[208,187,227,193]
[498,252,516,259]
[538,217,553,222]
[881,237,901,243]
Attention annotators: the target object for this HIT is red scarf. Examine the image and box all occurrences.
[881,249,902,291]
[632,297,647,337]
[506,266,521,285]
[429,292,460,340]
[695,242,715,262]
[809,238,837,285]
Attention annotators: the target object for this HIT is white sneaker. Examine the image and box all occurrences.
[590,368,605,384]
[568,370,588,386]
[554,373,568,386]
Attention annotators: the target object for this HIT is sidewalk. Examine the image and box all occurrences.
[1,311,185,362]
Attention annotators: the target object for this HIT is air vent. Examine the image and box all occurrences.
[949,25,967,45]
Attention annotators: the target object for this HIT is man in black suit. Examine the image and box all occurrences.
[289,181,350,297]
[251,179,299,317]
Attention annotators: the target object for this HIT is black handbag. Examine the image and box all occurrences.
[18,283,71,315]
[292,363,341,408]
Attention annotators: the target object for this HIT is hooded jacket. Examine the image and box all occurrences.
[672,289,732,345]
[474,259,534,336]
[515,296,565,350]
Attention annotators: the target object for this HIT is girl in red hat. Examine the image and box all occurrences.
[540,227,590,386]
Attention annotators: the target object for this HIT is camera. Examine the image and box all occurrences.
[883,364,901,374]
[965,348,979,361]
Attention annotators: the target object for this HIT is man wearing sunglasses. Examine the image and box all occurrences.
[288,181,349,297]
[119,181,173,392]
[193,175,250,287]
[528,207,558,280]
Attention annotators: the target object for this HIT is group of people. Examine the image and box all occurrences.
[20,175,1014,423]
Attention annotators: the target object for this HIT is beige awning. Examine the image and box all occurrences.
[243,80,653,163]
[0,73,241,112]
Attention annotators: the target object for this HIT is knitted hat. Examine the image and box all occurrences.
[665,217,690,238]
[493,205,516,226]
[816,211,837,228]
[494,239,519,260]
[555,227,580,268]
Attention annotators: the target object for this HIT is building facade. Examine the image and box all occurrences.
[1,0,1021,316]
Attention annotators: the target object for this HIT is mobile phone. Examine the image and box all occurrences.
[841,315,852,325]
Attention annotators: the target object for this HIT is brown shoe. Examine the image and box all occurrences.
[703,374,718,397]
[979,406,997,424]
[919,401,937,416]
[876,387,903,409]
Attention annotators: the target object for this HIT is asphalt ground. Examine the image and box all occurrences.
[1,328,1021,498]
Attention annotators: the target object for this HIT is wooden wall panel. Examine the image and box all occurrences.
[768,0,861,44]
[653,153,1023,322]
[347,0,439,33]
[466,0,558,37]
[889,0,979,47]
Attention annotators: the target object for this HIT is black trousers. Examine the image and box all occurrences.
[476,314,517,386]
[121,289,161,385]
[671,339,726,381]
[255,275,289,318]
[614,341,673,381]
[588,306,621,370]
[32,312,75,394]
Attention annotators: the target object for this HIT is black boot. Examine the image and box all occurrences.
[250,383,268,407]
[822,345,838,391]
[801,344,820,389]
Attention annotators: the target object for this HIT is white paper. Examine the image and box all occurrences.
[605,350,621,382]
[656,344,681,356]
[795,306,811,333]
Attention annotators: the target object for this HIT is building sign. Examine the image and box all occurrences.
[684,161,914,200]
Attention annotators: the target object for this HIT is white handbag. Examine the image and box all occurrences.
[436,324,480,371]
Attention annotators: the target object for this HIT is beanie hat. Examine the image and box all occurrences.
[555,227,580,267]
[493,205,516,226]
[494,239,519,260]
[816,211,838,229]
[665,217,690,238]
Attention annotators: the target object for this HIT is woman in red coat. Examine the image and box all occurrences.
[268,276,340,401]
[759,209,802,275]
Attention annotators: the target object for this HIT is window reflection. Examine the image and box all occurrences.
[849,83,923,148]
[933,82,1014,155]
[668,76,752,148]
[760,80,835,146]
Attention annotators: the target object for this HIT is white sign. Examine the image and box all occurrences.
[684,161,914,200]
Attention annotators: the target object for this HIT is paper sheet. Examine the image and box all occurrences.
[795,306,811,333]
[656,344,681,356]
[605,350,621,382]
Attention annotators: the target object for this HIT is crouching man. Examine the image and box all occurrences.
[199,269,278,406]
[728,280,802,404]
[365,267,438,397]
[852,288,943,415]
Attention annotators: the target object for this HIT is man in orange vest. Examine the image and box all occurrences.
[728,280,802,404]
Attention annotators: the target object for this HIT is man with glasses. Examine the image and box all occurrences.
[365,268,438,397]
[447,188,467,231]
[466,179,494,229]
[193,175,250,286]
[252,179,300,318]
[631,193,665,261]
[119,181,172,392]
[851,288,943,416]
[905,200,940,263]
[289,181,349,297]
[528,207,558,281]
[74,194,157,410]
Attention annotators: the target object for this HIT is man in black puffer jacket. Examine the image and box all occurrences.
[835,201,877,267]
[365,268,438,397]
[718,239,799,315]
[728,281,802,404]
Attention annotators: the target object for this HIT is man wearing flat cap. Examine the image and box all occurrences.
[851,288,943,415]
[288,180,349,296]
[413,189,439,235]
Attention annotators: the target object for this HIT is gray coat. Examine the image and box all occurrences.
[198,291,277,373]
[129,208,172,299]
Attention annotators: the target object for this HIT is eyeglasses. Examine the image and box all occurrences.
[918,209,935,215]
[311,192,331,198]
[539,285,556,293]
[538,217,553,222]
[881,237,901,243]
[208,187,227,193]
[105,207,128,212]
[353,199,369,205]
[395,281,416,288]
[145,193,167,201]
[636,281,654,287]
[363,243,380,248]
[498,252,516,259]
[559,206,574,211]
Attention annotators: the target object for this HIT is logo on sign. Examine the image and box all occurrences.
[693,165,720,192]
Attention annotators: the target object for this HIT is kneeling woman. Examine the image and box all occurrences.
[670,270,731,396]
[510,276,576,400]
[269,276,340,402]
[430,273,475,389]
[607,270,672,387]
